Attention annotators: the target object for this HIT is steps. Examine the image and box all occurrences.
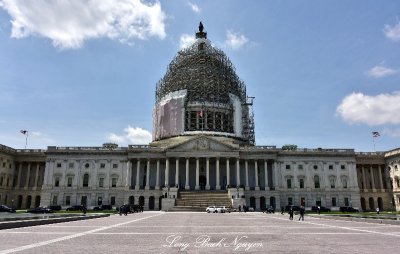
[169,190,231,212]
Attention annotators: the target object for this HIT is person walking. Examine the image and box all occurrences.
[289,208,294,221]
[281,206,284,215]
[299,206,305,221]
[376,207,380,215]
[238,205,242,213]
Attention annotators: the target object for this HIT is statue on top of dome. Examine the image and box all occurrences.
[199,22,204,32]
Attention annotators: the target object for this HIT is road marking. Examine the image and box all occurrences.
[0,213,163,254]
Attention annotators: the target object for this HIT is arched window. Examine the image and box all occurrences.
[329,176,336,188]
[314,175,320,188]
[341,177,348,189]
[83,173,89,187]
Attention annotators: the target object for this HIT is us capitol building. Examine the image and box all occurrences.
[1,24,400,212]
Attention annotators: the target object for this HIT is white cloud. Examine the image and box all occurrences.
[107,126,152,145]
[0,0,166,49]
[187,2,201,13]
[336,91,400,125]
[383,20,400,42]
[179,33,195,49]
[366,64,398,78]
[225,30,249,50]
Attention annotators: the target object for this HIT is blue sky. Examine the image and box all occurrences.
[0,0,399,152]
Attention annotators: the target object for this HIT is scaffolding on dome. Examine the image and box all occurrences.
[153,25,255,145]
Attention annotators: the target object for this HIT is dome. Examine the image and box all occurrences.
[152,23,254,145]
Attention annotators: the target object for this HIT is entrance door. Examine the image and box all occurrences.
[199,175,206,190]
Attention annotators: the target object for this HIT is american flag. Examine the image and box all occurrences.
[372,131,380,138]
[20,130,28,135]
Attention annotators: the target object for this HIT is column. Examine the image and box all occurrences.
[165,158,170,187]
[216,158,221,190]
[195,158,200,190]
[145,159,150,190]
[362,166,367,190]
[236,158,240,187]
[378,165,383,190]
[273,161,279,189]
[264,160,269,189]
[206,158,210,190]
[156,159,160,189]
[125,160,131,188]
[370,165,376,191]
[25,163,31,189]
[17,163,22,187]
[135,159,140,190]
[175,158,179,187]
[226,158,230,188]
[255,160,259,190]
[34,163,40,189]
[185,158,190,190]
[245,160,249,190]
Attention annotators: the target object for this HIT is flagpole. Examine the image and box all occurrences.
[25,131,28,149]
[372,136,376,152]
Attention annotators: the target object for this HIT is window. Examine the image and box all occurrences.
[99,178,104,188]
[81,196,87,206]
[66,196,71,206]
[110,196,116,206]
[68,163,74,168]
[341,165,346,170]
[52,195,58,205]
[85,163,90,168]
[313,165,318,170]
[67,177,72,187]
[330,177,335,188]
[342,178,348,189]
[57,163,62,168]
[298,165,303,170]
[299,178,304,189]
[316,197,321,206]
[288,197,293,205]
[287,178,292,189]
[344,197,349,206]
[111,178,117,188]
[285,164,291,170]
[112,164,118,169]
[332,197,337,207]
[314,175,320,188]
[55,177,60,187]
[83,173,89,187]
[329,165,333,170]
[0,176,3,186]
[100,163,106,169]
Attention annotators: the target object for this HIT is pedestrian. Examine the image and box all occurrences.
[82,206,87,215]
[317,206,321,215]
[299,206,305,221]
[238,205,242,213]
[281,206,284,215]
[376,207,380,214]
[243,205,247,213]
[289,208,293,221]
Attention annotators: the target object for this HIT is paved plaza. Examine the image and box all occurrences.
[0,212,400,254]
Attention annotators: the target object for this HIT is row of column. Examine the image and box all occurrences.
[360,165,386,190]
[16,162,43,189]
[131,158,276,190]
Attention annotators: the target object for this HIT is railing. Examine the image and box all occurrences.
[47,146,127,151]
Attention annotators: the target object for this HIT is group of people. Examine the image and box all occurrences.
[119,204,144,216]
[281,206,306,221]
[238,205,249,213]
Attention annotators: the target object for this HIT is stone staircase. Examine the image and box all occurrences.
[168,190,232,212]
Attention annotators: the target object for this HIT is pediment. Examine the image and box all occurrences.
[166,136,237,152]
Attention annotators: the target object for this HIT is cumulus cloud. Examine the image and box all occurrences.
[225,30,249,50]
[0,0,166,49]
[366,64,398,78]
[383,20,400,42]
[336,91,400,125]
[187,2,200,13]
[107,126,152,144]
[179,33,195,49]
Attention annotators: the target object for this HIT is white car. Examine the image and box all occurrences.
[206,206,218,213]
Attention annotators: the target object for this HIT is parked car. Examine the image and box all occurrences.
[27,207,54,214]
[66,205,86,211]
[311,206,331,212]
[47,205,62,211]
[339,206,359,212]
[285,205,301,212]
[248,207,255,212]
[206,206,218,213]
[0,204,16,213]
[226,207,236,213]
[265,206,275,213]
[93,204,113,211]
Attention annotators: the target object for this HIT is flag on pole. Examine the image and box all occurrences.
[20,130,28,135]
[372,131,380,138]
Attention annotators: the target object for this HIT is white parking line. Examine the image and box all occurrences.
[0,213,163,254]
